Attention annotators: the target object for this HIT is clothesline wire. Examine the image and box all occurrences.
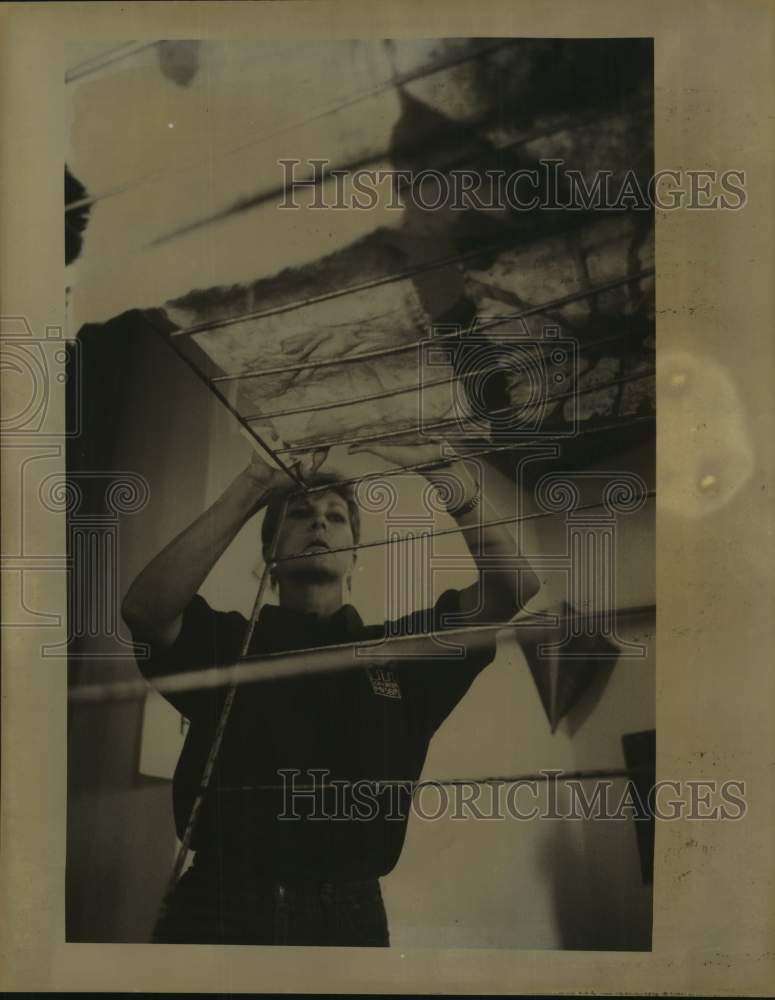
[270,489,656,564]
[157,269,654,498]
[213,767,651,794]
[245,350,656,423]
[172,188,651,339]
[173,237,539,338]
[144,311,308,489]
[282,414,656,499]
[65,38,522,214]
[65,41,160,84]
[208,268,655,382]
[243,351,533,421]
[69,602,656,706]
[275,369,654,455]
[159,491,293,912]
[65,42,143,82]
[149,285,655,513]
[392,100,652,194]
[212,39,522,182]
[147,98,652,249]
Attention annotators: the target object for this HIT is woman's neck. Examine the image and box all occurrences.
[277,580,345,619]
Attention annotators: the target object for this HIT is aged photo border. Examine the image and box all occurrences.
[1,0,774,994]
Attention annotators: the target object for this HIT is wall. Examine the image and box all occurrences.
[66,322,211,941]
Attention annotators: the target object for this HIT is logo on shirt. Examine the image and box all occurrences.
[366,665,402,699]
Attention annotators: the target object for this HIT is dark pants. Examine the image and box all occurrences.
[152,853,390,947]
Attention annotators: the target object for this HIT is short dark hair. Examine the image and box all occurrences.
[261,471,361,551]
[65,165,91,266]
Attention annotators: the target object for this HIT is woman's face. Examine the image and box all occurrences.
[270,489,356,586]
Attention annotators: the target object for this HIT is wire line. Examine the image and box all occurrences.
[209,767,651,794]
[155,492,292,924]
[288,413,656,498]
[66,39,521,213]
[65,41,159,84]
[274,370,654,454]
[208,268,654,383]
[70,581,656,707]
[271,490,656,564]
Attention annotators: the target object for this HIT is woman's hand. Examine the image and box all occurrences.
[244,447,330,489]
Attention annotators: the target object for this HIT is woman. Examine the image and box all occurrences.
[122,440,540,945]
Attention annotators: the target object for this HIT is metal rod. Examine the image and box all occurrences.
[275,369,655,454]
[172,239,520,338]
[392,100,652,194]
[171,188,635,338]
[141,313,307,488]
[245,334,656,422]
[269,490,656,564]
[65,42,140,81]
[224,38,523,158]
[147,52,559,247]
[297,413,656,498]
[242,359,494,421]
[65,41,160,85]
[157,492,292,918]
[245,324,656,421]
[212,766,653,793]
[66,39,522,213]
[210,268,654,383]
[148,86,652,249]
[69,603,656,706]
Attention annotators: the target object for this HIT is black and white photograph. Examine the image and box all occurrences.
[63,37,659,950]
[2,1,774,994]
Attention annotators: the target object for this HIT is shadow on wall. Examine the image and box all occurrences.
[538,808,653,950]
[66,311,214,942]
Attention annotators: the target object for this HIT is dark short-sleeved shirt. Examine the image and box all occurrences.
[132,589,497,882]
